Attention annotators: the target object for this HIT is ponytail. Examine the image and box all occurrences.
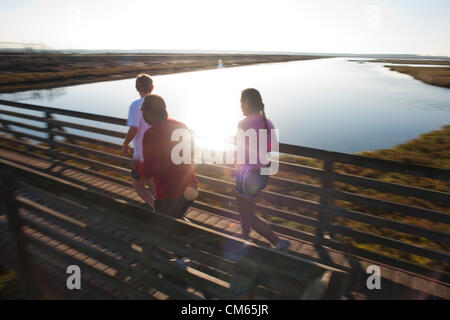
[241,88,269,133]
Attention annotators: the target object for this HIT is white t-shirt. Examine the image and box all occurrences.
[126,97,151,161]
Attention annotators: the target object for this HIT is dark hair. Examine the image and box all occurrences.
[136,74,153,93]
[241,88,269,132]
[141,94,168,120]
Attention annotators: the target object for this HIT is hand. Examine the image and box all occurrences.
[122,144,130,155]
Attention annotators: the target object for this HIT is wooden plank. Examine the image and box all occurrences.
[25,239,151,299]
[23,219,199,299]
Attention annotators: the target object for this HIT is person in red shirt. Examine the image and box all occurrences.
[137,94,198,218]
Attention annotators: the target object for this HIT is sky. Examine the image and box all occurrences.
[0,0,449,56]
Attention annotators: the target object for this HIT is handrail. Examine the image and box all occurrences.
[1,98,449,281]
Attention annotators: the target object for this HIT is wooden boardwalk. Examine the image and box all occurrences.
[1,146,448,299]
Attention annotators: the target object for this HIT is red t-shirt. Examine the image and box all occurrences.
[137,118,198,200]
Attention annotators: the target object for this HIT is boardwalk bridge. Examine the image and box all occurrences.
[0,99,449,299]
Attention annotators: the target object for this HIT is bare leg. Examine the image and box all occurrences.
[249,201,279,246]
[236,193,279,246]
[133,177,155,210]
[236,193,252,240]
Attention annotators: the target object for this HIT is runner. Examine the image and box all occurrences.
[122,74,156,210]
[236,88,291,251]
[138,94,198,219]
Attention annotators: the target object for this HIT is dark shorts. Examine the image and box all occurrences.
[130,168,140,180]
[236,167,269,198]
[155,198,193,219]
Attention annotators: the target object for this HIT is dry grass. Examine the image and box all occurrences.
[0,53,325,93]
[388,66,450,88]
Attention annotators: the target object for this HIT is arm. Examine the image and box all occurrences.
[123,102,140,155]
[122,126,137,155]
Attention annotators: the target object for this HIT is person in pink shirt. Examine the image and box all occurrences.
[236,88,291,251]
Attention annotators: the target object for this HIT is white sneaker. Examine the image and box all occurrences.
[275,239,291,252]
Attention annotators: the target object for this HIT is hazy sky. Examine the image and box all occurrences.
[1,0,449,55]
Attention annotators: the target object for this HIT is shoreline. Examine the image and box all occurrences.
[0,53,326,93]
[363,59,450,88]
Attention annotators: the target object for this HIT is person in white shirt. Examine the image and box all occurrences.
[122,74,156,210]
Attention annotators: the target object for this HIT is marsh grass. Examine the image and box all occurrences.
[388,66,450,88]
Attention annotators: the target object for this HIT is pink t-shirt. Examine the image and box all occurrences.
[236,114,277,171]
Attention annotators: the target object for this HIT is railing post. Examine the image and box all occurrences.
[1,175,31,295]
[45,111,75,145]
[317,156,335,241]
[45,111,55,146]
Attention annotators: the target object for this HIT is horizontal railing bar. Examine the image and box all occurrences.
[0,108,126,139]
[0,136,131,185]
[270,223,317,244]
[195,161,325,179]
[277,161,325,177]
[0,119,47,133]
[0,109,46,122]
[0,123,122,151]
[333,153,450,181]
[332,171,450,204]
[315,235,450,284]
[0,134,131,177]
[280,142,450,181]
[279,143,333,160]
[259,189,320,212]
[269,176,322,195]
[49,129,123,150]
[324,205,450,244]
[46,118,127,139]
[57,161,131,189]
[52,140,130,166]
[330,189,450,224]
[197,173,321,212]
[195,162,323,195]
[325,222,450,263]
[0,142,54,165]
[0,99,126,125]
[57,151,131,177]
[197,187,320,228]
[0,126,50,142]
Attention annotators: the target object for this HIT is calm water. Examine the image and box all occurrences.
[1,58,449,153]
